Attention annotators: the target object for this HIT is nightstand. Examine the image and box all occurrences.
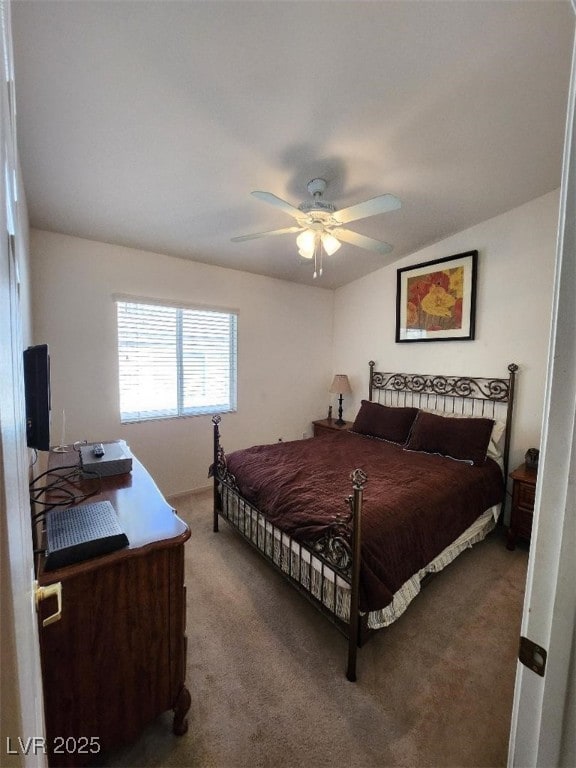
[507,463,537,550]
[312,418,352,437]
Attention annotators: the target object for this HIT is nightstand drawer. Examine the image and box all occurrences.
[517,482,535,508]
[515,509,533,538]
[507,462,537,550]
[312,419,352,437]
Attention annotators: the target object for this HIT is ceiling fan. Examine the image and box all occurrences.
[231,178,401,278]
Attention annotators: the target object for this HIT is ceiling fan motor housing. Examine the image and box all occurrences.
[307,178,327,196]
[298,200,336,214]
[298,178,336,215]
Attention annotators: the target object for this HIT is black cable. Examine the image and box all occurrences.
[32,482,101,518]
[29,465,103,521]
[30,471,82,500]
[32,486,101,507]
[32,496,95,519]
[31,471,77,493]
[30,465,102,495]
[29,464,79,488]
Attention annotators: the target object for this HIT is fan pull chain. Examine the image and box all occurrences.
[312,236,324,279]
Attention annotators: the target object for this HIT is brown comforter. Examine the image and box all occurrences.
[224,430,504,612]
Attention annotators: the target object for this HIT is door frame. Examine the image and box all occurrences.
[508,4,576,764]
[0,1,46,765]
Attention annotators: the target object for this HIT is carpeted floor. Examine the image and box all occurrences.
[99,489,528,768]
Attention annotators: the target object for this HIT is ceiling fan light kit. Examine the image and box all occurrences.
[232,178,401,279]
[321,232,341,256]
[296,228,316,256]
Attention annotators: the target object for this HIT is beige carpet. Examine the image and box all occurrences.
[100,489,528,768]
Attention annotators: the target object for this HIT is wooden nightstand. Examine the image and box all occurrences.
[312,418,352,437]
[507,463,537,550]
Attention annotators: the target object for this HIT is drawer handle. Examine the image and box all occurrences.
[34,580,63,627]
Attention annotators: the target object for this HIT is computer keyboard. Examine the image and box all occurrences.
[44,500,129,571]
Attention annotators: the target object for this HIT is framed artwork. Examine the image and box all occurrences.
[396,250,478,342]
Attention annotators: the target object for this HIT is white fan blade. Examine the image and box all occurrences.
[251,191,303,220]
[231,226,302,243]
[333,194,401,225]
[336,228,393,255]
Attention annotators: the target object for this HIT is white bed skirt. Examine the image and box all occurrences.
[219,483,499,631]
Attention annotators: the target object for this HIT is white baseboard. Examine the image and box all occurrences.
[167,483,212,504]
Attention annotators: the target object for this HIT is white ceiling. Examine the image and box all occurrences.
[11,1,574,289]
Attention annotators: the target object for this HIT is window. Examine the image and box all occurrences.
[116,298,237,423]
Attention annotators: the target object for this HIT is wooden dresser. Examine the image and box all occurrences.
[36,449,191,767]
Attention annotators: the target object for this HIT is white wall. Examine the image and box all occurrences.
[30,230,334,496]
[333,190,560,476]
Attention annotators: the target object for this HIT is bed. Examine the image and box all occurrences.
[210,361,518,680]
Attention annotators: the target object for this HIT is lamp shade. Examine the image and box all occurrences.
[329,374,352,395]
[296,229,316,259]
[321,232,341,256]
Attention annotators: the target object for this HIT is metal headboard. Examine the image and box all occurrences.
[368,361,519,482]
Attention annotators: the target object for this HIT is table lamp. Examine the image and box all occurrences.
[329,374,352,426]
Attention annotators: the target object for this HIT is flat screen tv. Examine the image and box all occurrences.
[23,344,50,451]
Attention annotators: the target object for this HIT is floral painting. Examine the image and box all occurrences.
[396,251,477,342]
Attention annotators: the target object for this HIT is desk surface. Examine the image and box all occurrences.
[38,447,190,581]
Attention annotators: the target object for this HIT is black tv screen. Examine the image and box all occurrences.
[23,344,50,451]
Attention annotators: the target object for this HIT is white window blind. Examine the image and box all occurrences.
[116,299,237,423]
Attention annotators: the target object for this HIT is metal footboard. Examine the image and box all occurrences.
[211,415,366,681]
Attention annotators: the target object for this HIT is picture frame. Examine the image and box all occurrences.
[395,250,478,343]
